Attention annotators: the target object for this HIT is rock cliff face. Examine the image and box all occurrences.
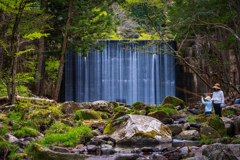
[105,114,172,144]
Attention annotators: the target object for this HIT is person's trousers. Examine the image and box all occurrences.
[213,103,222,117]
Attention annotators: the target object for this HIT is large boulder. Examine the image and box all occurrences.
[147,111,173,124]
[91,100,114,113]
[202,143,238,160]
[195,114,227,137]
[221,117,234,136]
[200,124,221,139]
[227,144,240,157]
[61,101,84,114]
[104,114,172,144]
[161,96,185,109]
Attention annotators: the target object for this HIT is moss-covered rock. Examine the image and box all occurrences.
[91,100,114,113]
[206,114,227,136]
[162,103,174,109]
[167,124,183,136]
[33,143,90,160]
[104,114,172,144]
[194,114,227,137]
[147,111,173,124]
[161,96,185,109]
[200,124,221,139]
[113,111,127,120]
[75,109,101,120]
[61,101,84,114]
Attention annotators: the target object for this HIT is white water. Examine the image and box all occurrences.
[62,40,175,105]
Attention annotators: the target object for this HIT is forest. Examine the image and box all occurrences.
[0,0,240,104]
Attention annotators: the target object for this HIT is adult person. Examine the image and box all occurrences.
[211,83,224,117]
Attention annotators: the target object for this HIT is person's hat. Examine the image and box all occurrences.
[215,83,220,87]
[205,96,211,101]
[213,85,221,90]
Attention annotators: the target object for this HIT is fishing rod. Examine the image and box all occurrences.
[174,86,212,98]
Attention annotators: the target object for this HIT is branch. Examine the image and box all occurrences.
[197,18,240,41]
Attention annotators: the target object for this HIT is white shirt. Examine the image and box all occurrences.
[212,90,224,104]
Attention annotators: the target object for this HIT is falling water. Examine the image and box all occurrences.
[60,40,176,105]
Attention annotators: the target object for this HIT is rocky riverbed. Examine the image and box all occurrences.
[1,96,240,160]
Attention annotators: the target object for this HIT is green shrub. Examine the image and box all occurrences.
[186,116,197,123]
[223,110,235,116]
[126,109,145,115]
[39,125,92,147]
[0,141,19,159]
[12,123,21,130]
[46,123,71,134]
[149,108,158,112]
[232,138,240,144]
[114,107,127,112]
[200,138,215,145]
[161,107,177,115]
[131,101,142,106]
[0,126,9,135]
[14,127,39,138]
[105,119,112,122]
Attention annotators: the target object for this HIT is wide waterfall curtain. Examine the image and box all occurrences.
[60,40,176,105]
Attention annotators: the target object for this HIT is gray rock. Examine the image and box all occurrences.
[4,134,18,143]
[221,117,234,136]
[136,153,167,160]
[202,143,238,160]
[114,153,142,160]
[87,145,97,152]
[233,116,240,135]
[101,144,113,149]
[52,146,71,153]
[167,124,183,136]
[185,155,208,160]
[101,148,116,155]
[61,101,84,114]
[227,144,240,157]
[91,100,114,113]
[175,130,200,140]
[33,143,90,160]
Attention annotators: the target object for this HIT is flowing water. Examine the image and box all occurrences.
[60,40,176,105]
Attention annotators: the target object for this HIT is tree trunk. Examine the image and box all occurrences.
[39,55,46,97]
[35,37,44,95]
[54,0,73,101]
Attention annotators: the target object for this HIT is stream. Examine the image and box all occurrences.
[84,139,200,160]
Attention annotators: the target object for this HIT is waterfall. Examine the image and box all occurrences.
[60,40,176,105]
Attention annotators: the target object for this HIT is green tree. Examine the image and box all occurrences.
[50,0,124,101]
[0,0,51,103]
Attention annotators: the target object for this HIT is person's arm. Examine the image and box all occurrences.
[201,97,206,105]
[221,91,225,104]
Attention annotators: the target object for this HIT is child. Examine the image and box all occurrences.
[201,96,212,115]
